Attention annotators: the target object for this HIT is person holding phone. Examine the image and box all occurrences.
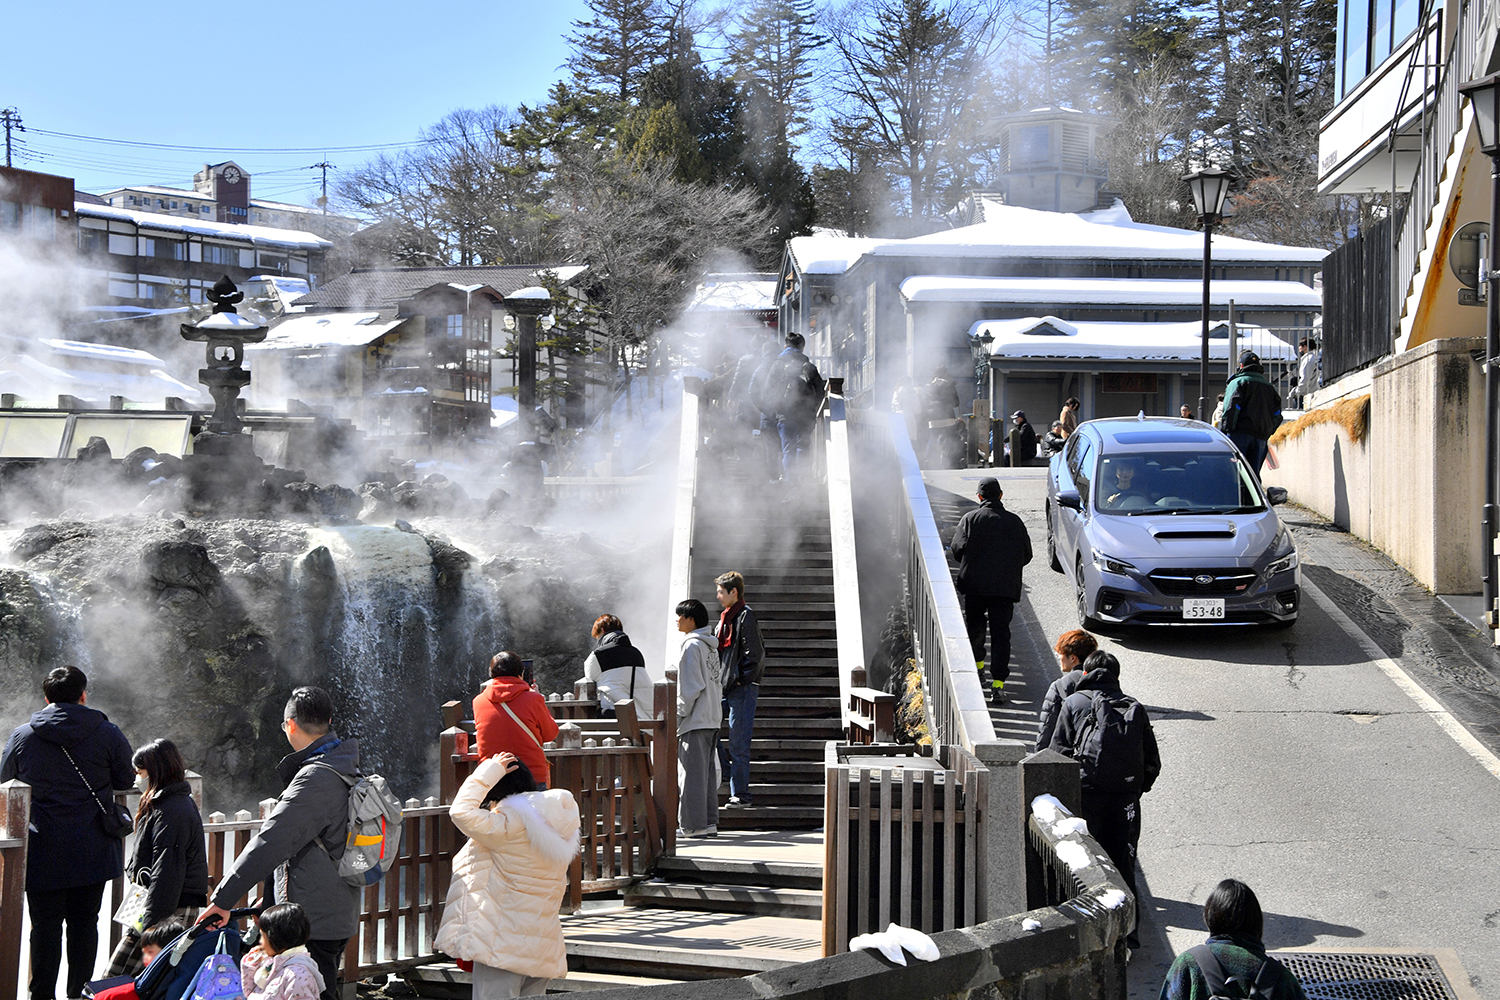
[474,652,559,789]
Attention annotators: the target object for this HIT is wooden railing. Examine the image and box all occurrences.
[822,744,989,956]
[0,781,28,1000]
[845,666,896,745]
[822,381,871,738]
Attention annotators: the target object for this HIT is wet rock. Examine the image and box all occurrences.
[422,474,449,485]
[233,544,257,562]
[11,522,94,562]
[141,540,220,596]
[394,519,416,533]
[122,447,160,481]
[76,437,113,463]
[486,488,511,513]
[426,537,473,591]
[302,545,337,579]
[151,454,184,480]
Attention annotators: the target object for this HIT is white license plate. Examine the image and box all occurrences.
[1183,599,1226,619]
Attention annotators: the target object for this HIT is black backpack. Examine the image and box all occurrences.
[1068,691,1152,795]
[773,355,824,417]
[1189,944,1289,999]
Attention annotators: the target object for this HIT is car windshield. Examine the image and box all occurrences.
[1093,451,1265,515]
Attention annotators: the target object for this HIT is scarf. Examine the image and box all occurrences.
[717,600,745,650]
[255,945,309,989]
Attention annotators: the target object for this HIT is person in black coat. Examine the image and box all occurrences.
[0,665,134,1000]
[1007,411,1038,466]
[1046,651,1161,950]
[104,739,208,977]
[949,478,1033,703]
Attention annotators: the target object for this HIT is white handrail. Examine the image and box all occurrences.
[662,382,702,678]
[824,391,866,731]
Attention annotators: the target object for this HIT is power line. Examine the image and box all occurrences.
[311,160,335,214]
[26,127,439,154]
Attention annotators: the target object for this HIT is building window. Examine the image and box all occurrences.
[446,315,464,338]
[204,244,238,265]
[79,228,107,254]
[1338,0,1422,97]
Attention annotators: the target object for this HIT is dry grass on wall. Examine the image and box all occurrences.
[1269,394,1371,449]
[895,659,933,747]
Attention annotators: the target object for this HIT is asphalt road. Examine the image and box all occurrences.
[925,467,1500,1000]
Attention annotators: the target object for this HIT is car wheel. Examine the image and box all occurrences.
[1074,555,1103,631]
[1046,503,1063,573]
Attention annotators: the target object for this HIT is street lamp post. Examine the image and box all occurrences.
[1460,73,1500,629]
[1182,166,1234,422]
[969,329,995,466]
[504,287,554,498]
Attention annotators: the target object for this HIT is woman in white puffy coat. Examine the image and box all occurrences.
[435,751,581,998]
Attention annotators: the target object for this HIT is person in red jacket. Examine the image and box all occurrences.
[473,652,559,789]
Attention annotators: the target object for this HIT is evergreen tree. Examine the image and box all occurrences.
[726,0,828,158]
[567,0,668,104]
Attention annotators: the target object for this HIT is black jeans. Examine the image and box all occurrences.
[306,938,348,1000]
[963,594,1014,682]
[27,881,107,1000]
[1080,791,1142,946]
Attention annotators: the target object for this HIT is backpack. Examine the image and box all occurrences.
[773,355,824,418]
[183,937,243,1000]
[1068,691,1152,795]
[311,763,405,886]
[1188,944,1288,999]
[136,923,245,1000]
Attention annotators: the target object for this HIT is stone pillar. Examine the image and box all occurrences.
[972,738,1030,917]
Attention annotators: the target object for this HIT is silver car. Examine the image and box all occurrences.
[1045,417,1299,628]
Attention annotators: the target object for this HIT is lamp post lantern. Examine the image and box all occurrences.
[1460,73,1500,629]
[969,328,995,466]
[1182,165,1234,422]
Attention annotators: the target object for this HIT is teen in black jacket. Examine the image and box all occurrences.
[949,479,1033,702]
[106,739,207,976]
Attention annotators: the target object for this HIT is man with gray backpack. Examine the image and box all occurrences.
[1046,650,1160,952]
[199,687,403,1000]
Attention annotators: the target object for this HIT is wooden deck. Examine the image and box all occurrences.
[672,829,824,866]
[563,907,822,975]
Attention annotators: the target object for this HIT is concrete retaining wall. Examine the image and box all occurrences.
[1265,337,1484,593]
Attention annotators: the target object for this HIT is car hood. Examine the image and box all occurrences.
[1088,511,1284,564]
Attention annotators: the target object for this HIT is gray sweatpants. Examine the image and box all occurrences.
[473,963,548,998]
[678,728,719,833]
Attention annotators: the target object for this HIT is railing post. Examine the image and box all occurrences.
[825,390,867,734]
[971,739,1029,919]
[659,673,678,855]
[663,379,702,676]
[439,726,465,805]
[0,780,30,1000]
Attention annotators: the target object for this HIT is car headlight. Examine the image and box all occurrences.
[1092,551,1136,575]
[1266,550,1299,575]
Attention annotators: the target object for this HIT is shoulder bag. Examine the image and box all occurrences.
[60,745,134,839]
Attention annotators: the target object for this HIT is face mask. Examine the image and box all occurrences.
[134,774,148,792]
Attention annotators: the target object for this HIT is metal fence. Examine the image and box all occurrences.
[1323,215,1397,383]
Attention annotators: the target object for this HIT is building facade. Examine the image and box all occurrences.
[0,165,77,245]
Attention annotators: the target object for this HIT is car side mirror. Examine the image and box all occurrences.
[1056,489,1082,511]
[1266,486,1288,506]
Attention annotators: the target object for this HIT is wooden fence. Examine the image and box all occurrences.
[0,781,28,1000]
[822,743,989,956]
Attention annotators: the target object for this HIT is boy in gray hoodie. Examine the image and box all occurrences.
[675,599,722,837]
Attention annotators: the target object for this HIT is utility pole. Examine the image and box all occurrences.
[310,160,334,214]
[1,109,23,168]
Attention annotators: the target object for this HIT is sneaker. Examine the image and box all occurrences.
[726,796,753,808]
[677,826,713,839]
[705,825,719,837]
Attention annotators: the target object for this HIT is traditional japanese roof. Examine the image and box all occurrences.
[294,264,587,311]
[685,274,778,312]
[901,275,1322,310]
[974,316,1299,364]
[248,312,405,351]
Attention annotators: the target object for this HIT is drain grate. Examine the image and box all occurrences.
[1275,952,1460,1000]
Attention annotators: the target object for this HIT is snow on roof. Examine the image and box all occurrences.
[74,202,333,250]
[788,202,1325,276]
[901,275,1322,310]
[535,264,588,284]
[973,316,1299,363]
[100,185,213,201]
[508,286,551,300]
[245,275,312,313]
[248,312,404,351]
[1,353,203,403]
[685,278,777,312]
[39,339,168,367]
[250,198,320,212]
[786,235,883,275]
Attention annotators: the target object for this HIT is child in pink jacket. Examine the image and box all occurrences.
[240,903,327,1000]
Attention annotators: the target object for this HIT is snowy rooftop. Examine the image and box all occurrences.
[99,185,213,201]
[296,264,585,310]
[685,277,778,312]
[248,312,404,351]
[508,286,551,300]
[901,275,1322,310]
[39,339,169,367]
[75,203,333,250]
[786,201,1326,276]
[973,316,1299,363]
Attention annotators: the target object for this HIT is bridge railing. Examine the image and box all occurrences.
[823,380,874,738]
[847,407,1030,917]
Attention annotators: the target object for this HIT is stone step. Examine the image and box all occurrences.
[751,759,827,782]
[714,804,825,829]
[693,553,833,568]
[759,620,838,633]
[731,718,844,739]
[749,696,842,717]
[655,854,824,890]
[749,738,830,760]
[754,602,836,618]
[762,638,839,655]
[558,909,818,978]
[755,674,840,692]
[624,881,823,920]
[720,783,825,807]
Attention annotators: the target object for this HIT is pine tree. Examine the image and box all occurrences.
[567,0,668,104]
[726,0,827,159]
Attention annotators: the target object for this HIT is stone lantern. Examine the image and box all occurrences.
[179,275,270,501]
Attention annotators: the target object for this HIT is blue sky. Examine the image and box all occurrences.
[4,0,594,205]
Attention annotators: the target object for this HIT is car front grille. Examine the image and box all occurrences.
[1148,568,1257,596]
